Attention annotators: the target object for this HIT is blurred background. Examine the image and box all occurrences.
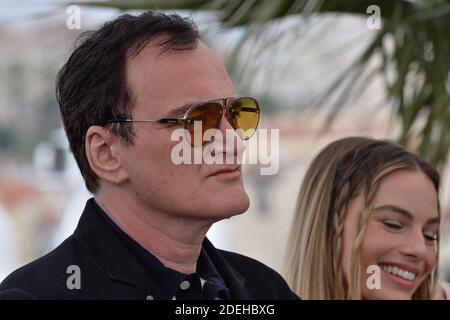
[0,0,449,284]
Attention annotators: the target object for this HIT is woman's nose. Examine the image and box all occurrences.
[398,230,431,261]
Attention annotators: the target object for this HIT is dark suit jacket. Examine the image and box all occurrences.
[0,199,299,300]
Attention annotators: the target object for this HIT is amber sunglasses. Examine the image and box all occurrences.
[104,96,260,146]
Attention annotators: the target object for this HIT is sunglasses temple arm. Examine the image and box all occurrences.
[157,118,187,124]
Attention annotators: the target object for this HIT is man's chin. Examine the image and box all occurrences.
[207,192,250,220]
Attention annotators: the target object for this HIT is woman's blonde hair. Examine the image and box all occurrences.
[285,137,440,300]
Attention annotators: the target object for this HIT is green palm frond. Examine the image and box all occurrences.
[77,0,450,170]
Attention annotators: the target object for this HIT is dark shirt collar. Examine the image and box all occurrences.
[93,200,230,300]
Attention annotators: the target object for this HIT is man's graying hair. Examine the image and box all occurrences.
[56,10,200,193]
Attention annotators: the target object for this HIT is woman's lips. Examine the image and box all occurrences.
[379,262,420,291]
[383,270,416,291]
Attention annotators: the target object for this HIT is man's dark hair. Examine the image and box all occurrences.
[56,10,199,193]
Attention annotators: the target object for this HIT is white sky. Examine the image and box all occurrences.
[0,0,120,30]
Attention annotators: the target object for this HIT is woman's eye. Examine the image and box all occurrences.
[383,221,403,230]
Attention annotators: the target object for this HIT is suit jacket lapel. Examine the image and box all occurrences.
[74,198,252,300]
[202,238,252,299]
[73,198,166,299]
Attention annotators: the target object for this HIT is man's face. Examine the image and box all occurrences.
[118,40,250,221]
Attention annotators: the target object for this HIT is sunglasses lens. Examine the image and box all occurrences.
[186,102,223,146]
[229,98,260,140]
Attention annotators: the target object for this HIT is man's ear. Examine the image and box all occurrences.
[85,126,129,185]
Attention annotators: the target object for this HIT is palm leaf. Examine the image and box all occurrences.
[76,0,450,169]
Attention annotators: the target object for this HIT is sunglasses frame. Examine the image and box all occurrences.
[104,96,260,145]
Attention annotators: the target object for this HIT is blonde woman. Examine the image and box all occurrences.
[285,137,447,299]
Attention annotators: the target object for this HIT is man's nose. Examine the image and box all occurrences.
[213,114,246,160]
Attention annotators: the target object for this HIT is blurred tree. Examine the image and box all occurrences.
[79,0,450,170]
[0,128,14,151]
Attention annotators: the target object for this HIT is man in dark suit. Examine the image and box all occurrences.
[0,10,298,300]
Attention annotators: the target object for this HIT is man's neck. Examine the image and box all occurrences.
[94,193,214,274]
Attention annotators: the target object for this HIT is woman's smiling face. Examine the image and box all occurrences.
[342,169,440,299]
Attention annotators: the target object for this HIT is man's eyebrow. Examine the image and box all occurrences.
[373,204,440,225]
[164,103,192,118]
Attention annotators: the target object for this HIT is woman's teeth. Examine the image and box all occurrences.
[380,264,416,281]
